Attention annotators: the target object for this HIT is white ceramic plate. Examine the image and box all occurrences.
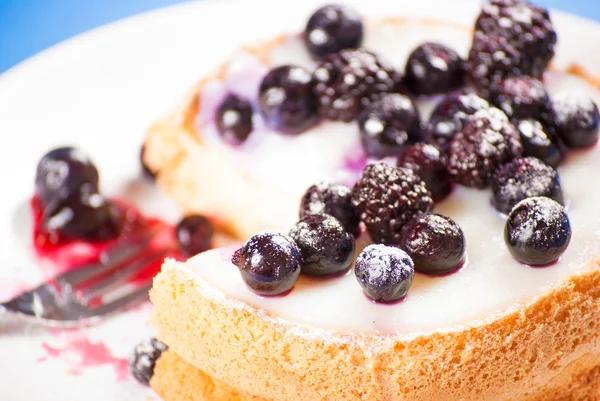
[1,0,599,399]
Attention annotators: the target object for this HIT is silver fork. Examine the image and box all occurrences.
[0,235,169,326]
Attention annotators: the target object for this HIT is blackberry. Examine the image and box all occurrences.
[404,42,465,95]
[425,92,490,153]
[397,143,452,202]
[492,157,563,214]
[446,108,523,188]
[216,93,253,144]
[313,48,403,121]
[551,93,599,148]
[289,214,355,276]
[504,196,571,266]
[358,93,421,158]
[351,162,433,245]
[304,4,363,59]
[175,215,214,256]
[515,119,561,168]
[299,181,360,236]
[129,338,168,385]
[467,0,556,93]
[489,76,551,120]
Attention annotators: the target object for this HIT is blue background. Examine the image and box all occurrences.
[0,0,598,74]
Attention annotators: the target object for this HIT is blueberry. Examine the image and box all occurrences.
[299,181,360,236]
[216,93,253,145]
[354,244,414,303]
[504,197,571,266]
[358,93,421,158]
[489,76,551,120]
[515,119,561,168]
[404,42,465,95]
[139,144,156,179]
[397,143,452,202]
[258,65,318,134]
[232,231,302,296]
[289,214,355,276]
[304,4,363,59]
[35,147,100,205]
[551,93,599,148]
[492,157,564,215]
[42,189,122,242]
[175,215,214,256]
[129,338,168,385]
[398,213,465,275]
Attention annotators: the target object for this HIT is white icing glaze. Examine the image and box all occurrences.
[186,21,600,337]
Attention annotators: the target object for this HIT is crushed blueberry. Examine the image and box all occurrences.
[289,214,355,276]
[175,215,214,256]
[492,157,564,214]
[397,143,452,202]
[489,76,551,120]
[504,196,571,266]
[304,4,363,59]
[398,213,465,275]
[129,338,168,385]
[258,65,318,134]
[358,93,421,158]
[351,162,433,245]
[446,107,523,188]
[404,42,465,95]
[354,244,414,302]
[299,181,360,236]
[515,119,561,168]
[232,231,303,296]
[216,93,253,144]
[550,93,599,148]
[313,48,404,121]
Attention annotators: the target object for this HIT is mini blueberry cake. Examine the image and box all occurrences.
[145,1,600,400]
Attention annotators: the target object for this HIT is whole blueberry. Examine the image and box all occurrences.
[129,338,168,385]
[258,65,318,134]
[489,76,551,120]
[354,244,414,303]
[398,213,465,275]
[175,215,214,256]
[304,4,363,59]
[216,93,253,145]
[397,143,452,202]
[358,93,421,158]
[232,231,303,296]
[299,181,360,236]
[35,147,100,205]
[289,213,355,276]
[504,196,571,266]
[515,119,561,168]
[139,144,156,179]
[404,42,465,95]
[550,93,599,148]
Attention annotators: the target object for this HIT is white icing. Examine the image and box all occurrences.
[185,21,600,337]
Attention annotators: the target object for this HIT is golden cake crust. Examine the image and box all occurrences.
[150,257,600,400]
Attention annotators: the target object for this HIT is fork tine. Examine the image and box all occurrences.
[87,280,153,318]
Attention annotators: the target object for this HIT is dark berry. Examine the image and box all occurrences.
[425,92,490,152]
[354,244,414,303]
[129,338,168,385]
[299,181,360,236]
[35,147,100,205]
[216,93,253,144]
[404,42,465,95]
[258,65,318,134]
[232,231,302,296]
[351,162,433,245]
[492,157,563,214]
[42,190,122,242]
[357,93,421,158]
[504,196,571,266]
[467,0,556,93]
[398,213,465,275]
[489,76,551,120]
[446,108,523,188]
[515,119,561,168]
[175,215,214,256]
[551,93,599,148]
[304,4,363,59]
[313,48,404,121]
[397,143,452,202]
[289,214,355,276]
[140,144,156,179]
